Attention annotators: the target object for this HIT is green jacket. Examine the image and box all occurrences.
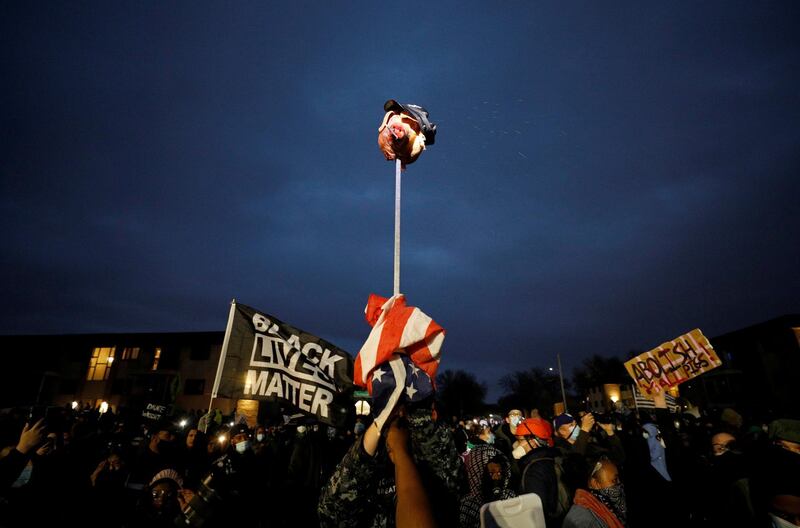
[318,409,464,528]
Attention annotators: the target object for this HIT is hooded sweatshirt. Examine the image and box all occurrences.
[459,445,515,528]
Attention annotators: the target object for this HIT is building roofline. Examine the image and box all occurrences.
[712,313,800,341]
[0,330,224,339]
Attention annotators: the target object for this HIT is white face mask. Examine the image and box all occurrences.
[512,443,528,460]
[769,513,799,528]
[568,425,580,442]
[235,440,250,454]
[256,433,265,442]
[12,462,33,488]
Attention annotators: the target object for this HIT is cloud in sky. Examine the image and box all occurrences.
[2,1,798,400]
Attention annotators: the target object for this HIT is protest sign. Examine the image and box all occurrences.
[625,329,722,398]
[141,402,168,421]
[211,302,354,426]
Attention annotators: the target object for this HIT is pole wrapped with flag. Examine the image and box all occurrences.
[353,293,445,431]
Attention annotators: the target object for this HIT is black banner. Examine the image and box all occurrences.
[213,303,354,426]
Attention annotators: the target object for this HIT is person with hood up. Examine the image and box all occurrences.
[751,419,800,527]
[625,421,688,528]
[459,445,515,528]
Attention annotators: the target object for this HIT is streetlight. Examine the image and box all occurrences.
[550,354,568,414]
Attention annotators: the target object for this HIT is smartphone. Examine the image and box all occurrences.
[28,405,47,425]
[45,407,65,432]
[28,405,63,431]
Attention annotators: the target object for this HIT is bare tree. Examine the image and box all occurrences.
[498,368,565,418]
[571,354,629,397]
[435,369,487,419]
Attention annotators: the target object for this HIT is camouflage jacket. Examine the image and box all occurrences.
[318,409,464,528]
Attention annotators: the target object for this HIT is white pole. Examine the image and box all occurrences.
[557,352,568,414]
[394,158,402,297]
[209,299,237,416]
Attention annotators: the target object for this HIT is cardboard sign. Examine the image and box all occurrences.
[141,402,168,421]
[625,329,721,398]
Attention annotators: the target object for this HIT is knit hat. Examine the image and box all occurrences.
[553,413,576,430]
[149,468,183,488]
[720,408,743,429]
[768,419,800,444]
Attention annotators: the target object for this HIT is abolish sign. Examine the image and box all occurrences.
[624,329,722,398]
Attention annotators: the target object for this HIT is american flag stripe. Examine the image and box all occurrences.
[633,386,679,412]
[354,294,445,389]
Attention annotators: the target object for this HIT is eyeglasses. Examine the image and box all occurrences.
[591,456,610,477]
[151,489,175,499]
[712,443,731,453]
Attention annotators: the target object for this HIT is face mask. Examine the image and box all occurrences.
[256,433,265,442]
[235,440,250,454]
[482,473,503,499]
[353,423,366,435]
[769,514,799,528]
[594,484,627,522]
[158,439,177,458]
[487,433,495,445]
[569,425,580,442]
[510,416,522,427]
[512,443,527,460]
[643,424,671,481]
[11,462,33,488]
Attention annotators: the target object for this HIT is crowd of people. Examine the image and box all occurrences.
[0,399,798,528]
[0,404,350,527]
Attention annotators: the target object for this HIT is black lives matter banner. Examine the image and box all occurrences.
[211,302,354,426]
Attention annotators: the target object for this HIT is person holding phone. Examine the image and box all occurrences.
[0,419,46,489]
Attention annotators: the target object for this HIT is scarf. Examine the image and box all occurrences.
[573,488,625,528]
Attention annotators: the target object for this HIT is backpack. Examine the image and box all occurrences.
[520,455,572,520]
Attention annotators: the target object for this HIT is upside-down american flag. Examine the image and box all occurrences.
[353,294,445,431]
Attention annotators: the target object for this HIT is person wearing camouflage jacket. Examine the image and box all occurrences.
[318,406,464,528]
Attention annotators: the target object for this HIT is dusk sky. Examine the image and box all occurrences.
[2,2,798,400]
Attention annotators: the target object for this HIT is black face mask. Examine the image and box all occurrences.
[768,444,800,474]
[157,439,177,459]
[481,473,503,500]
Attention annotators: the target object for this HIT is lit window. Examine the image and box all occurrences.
[86,347,115,381]
[121,347,140,360]
[152,348,161,371]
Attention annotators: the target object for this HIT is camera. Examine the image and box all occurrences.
[175,473,223,527]
[594,412,613,425]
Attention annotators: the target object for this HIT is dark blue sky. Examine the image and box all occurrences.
[2,2,798,400]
